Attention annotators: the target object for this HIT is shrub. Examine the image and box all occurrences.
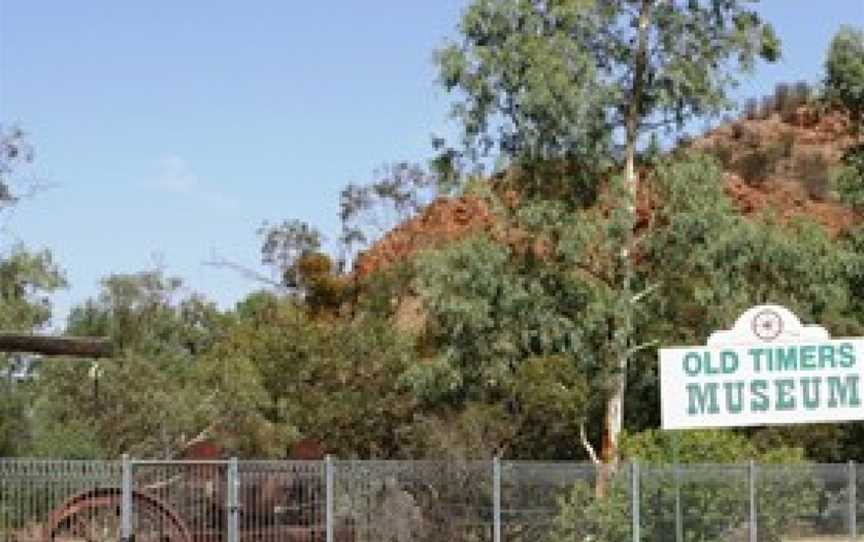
[836,143,864,209]
[548,431,817,542]
[744,98,759,120]
[549,477,631,542]
[793,81,812,108]
[778,131,795,158]
[760,95,776,119]
[775,82,791,114]
[737,148,777,185]
[795,150,831,200]
[708,141,734,168]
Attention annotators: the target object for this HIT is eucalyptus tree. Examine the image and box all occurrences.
[825,25,864,130]
[0,125,35,214]
[436,0,780,466]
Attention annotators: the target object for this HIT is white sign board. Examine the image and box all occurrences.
[660,305,864,430]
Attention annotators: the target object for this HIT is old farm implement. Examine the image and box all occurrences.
[2,458,355,542]
[0,335,354,542]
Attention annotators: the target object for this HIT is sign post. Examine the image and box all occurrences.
[661,305,864,430]
[660,305,864,541]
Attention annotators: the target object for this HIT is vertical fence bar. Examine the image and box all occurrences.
[672,433,683,542]
[749,461,757,542]
[325,455,334,542]
[674,464,683,542]
[493,456,501,542]
[850,460,857,542]
[121,454,133,542]
[227,457,239,542]
[631,461,640,542]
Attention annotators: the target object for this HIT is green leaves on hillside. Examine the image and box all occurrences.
[0,246,66,332]
[826,26,864,129]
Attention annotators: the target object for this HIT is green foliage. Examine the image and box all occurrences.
[0,378,33,456]
[825,26,864,129]
[67,269,225,355]
[735,148,778,185]
[0,246,66,331]
[621,429,806,464]
[209,298,417,457]
[27,270,283,459]
[549,476,631,542]
[29,415,104,459]
[836,144,864,210]
[339,162,437,257]
[550,430,812,542]
[412,233,599,406]
[0,125,35,212]
[413,235,524,401]
[435,0,613,197]
[778,130,795,158]
[32,353,196,458]
[706,140,734,169]
[794,149,831,200]
[645,153,859,337]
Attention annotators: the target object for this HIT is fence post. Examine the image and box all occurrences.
[631,461,640,542]
[850,460,857,542]
[326,454,334,542]
[227,457,239,542]
[749,460,757,542]
[493,456,501,542]
[672,433,683,542]
[121,454,133,542]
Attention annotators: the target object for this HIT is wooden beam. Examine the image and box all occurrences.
[0,334,113,358]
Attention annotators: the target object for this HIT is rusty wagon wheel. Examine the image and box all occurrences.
[47,487,192,542]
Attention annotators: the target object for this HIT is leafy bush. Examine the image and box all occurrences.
[825,26,864,129]
[549,476,631,542]
[778,131,795,158]
[548,431,816,542]
[836,143,864,209]
[793,81,812,105]
[744,98,759,120]
[707,141,734,168]
[736,148,778,185]
[794,149,831,200]
[760,95,776,119]
[775,82,791,115]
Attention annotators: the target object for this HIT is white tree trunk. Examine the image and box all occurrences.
[601,0,653,471]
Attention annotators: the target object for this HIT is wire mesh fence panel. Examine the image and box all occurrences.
[757,463,850,542]
[7,459,864,541]
[333,460,492,542]
[237,460,328,542]
[640,464,750,542]
[0,459,121,542]
[500,461,611,542]
[858,463,864,541]
[132,461,227,542]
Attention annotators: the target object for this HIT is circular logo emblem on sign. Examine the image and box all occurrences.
[751,308,783,341]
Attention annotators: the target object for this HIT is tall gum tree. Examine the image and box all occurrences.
[436,0,780,467]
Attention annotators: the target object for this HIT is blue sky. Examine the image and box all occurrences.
[1,1,862,328]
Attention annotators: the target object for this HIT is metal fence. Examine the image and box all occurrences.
[2,458,864,541]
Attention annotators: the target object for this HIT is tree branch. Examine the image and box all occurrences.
[580,421,601,465]
[0,333,113,358]
[204,254,285,290]
[630,282,660,304]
